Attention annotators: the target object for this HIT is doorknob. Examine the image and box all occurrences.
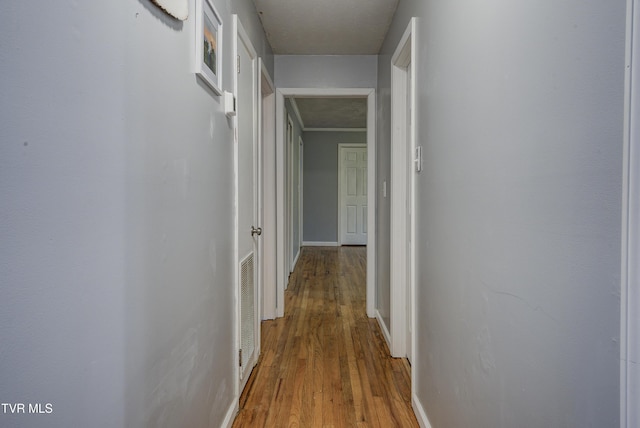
[251,226,262,237]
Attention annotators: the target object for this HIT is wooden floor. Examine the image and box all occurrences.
[233,246,419,428]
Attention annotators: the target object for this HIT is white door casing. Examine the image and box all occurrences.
[275,88,377,319]
[339,144,367,246]
[288,132,303,270]
[390,18,417,365]
[289,121,298,270]
[285,114,294,276]
[622,1,639,426]
[298,137,304,254]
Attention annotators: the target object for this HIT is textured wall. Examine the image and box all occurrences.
[0,0,271,426]
[378,0,626,427]
[274,55,377,88]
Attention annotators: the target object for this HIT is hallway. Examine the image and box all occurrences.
[233,247,418,427]
[1,1,635,427]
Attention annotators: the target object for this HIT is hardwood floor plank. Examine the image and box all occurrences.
[232,247,418,427]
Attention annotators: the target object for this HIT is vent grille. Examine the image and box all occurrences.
[240,252,255,372]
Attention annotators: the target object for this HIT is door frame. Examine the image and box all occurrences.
[288,123,302,270]
[389,18,417,361]
[298,136,304,259]
[285,114,295,276]
[276,88,376,318]
[259,59,276,321]
[233,14,259,398]
[337,143,367,246]
[621,0,639,426]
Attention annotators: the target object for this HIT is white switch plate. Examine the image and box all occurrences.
[223,91,236,117]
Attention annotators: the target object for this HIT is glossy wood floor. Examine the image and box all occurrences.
[232,246,419,428]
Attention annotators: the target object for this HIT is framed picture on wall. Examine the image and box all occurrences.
[195,0,222,95]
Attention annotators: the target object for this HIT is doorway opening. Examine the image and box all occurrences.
[272,88,376,319]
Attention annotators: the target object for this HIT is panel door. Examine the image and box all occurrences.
[237,23,259,392]
[340,145,367,245]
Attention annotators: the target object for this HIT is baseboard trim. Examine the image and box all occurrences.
[375,310,392,350]
[221,400,238,428]
[292,249,301,271]
[412,394,433,428]
[302,241,339,247]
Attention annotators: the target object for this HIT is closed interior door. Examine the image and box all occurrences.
[339,145,367,245]
[405,60,413,363]
[237,22,258,391]
[286,116,294,275]
[289,121,299,270]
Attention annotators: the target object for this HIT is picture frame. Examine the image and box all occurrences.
[195,0,222,95]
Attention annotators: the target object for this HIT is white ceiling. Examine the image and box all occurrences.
[252,0,399,55]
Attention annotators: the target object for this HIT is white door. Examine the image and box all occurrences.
[285,116,294,277]
[259,60,276,320]
[298,137,303,252]
[390,19,416,359]
[289,135,302,267]
[236,17,259,392]
[405,60,413,364]
[289,120,297,269]
[339,145,367,245]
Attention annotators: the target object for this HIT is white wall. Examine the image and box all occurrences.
[0,1,271,427]
[378,1,626,427]
[274,55,377,88]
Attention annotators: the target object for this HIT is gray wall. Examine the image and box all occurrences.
[378,1,625,427]
[302,131,367,243]
[0,0,271,427]
[274,55,377,88]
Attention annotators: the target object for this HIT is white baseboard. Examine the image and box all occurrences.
[375,310,392,350]
[221,400,238,428]
[292,249,301,271]
[302,241,339,247]
[412,394,433,428]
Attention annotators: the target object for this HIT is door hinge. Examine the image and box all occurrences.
[237,55,240,74]
[415,145,423,173]
[239,348,242,367]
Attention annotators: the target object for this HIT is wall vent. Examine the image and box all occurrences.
[240,252,255,374]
